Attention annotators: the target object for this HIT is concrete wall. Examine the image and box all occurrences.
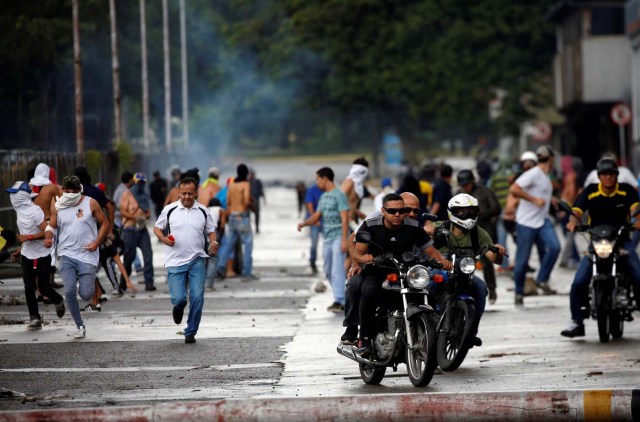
[581,37,632,102]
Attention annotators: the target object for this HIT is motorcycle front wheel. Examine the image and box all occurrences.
[610,310,624,339]
[359,364,386,385]
[437,299,476,371]
[406,313,438,387]
[597,307,611,343]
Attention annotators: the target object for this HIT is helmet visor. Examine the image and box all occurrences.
[451,206,478,220]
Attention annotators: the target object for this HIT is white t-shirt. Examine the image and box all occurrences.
[584,167,638,188]
[207,205,222,228]
[17,205,49,260]
[155,201,216,267]
[514,166,552,229]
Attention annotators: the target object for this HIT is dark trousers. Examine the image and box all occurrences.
[358,274,385,339]
[20,255,63,319]
[343,274,363,327]
[121,227,154,288]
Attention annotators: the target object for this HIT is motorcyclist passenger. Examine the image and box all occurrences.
[561,158,640,338]
[352,193,452,357]
[424,193,506,346]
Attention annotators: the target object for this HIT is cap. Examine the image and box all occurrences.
[536,145,555,159]
[456,169,475,186]
[381,177,392,188]
[61,175,82,190]
[133,172,147,183]
[520,151,538,163]
[596,158,619,175]
[96,182,107,192]
[5,181,31,194]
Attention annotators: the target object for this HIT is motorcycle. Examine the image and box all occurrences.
[336,231,439,387]
[559,201,639,343]
[427,219,502,371]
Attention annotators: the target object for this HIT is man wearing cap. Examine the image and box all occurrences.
[457,169,501,303]
[44,175,109,339]
[509,145,561,305]
[120,172,156,291]
[7,181,65,330]
[561,158,640,338]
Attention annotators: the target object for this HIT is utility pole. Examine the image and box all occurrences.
[180,0,189,146]
[140,0,150,149]
[162,0,172,152]
[72,0,85,154]
[109,0,122,145]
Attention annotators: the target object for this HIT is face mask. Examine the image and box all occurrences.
[134,184,145,194]
[56,192,82,209]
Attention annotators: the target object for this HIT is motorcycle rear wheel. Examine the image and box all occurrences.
[610,310,624,339]
[359,364,386,385]
[437,300,476,371]
[597,307,611,343]
[406,313,438,387]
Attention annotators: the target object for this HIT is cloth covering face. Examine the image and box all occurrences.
[347,164,369,199]
[30,163,52,187]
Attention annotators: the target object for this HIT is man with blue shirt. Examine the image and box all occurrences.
[304,182,323,275]
[298,167,349,312]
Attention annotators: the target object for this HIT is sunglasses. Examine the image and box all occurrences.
[406,207,421,214]
[384,207,408,215]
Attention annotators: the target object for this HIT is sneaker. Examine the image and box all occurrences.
[341,326,358,345]
[488,289,497,304]
[173,306,184,324]
[515,294,524,306]
[327,302,344,313]
[536,282,557,295]
[145,285,157,291]
[111,289,124,297]
[241,274,259,282]
[73,325,86,339]
[99,296,109,304]
[81,304,101,312]
[55,301,65,318]
[310,263,318,275]
[185,335,196,344]
[355,338,374,358]
[560,321,585,338]
[27,317,42,331]
[205,286,216,292]
[526,264,536,273]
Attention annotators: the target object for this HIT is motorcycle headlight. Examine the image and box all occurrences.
[593,239,613,258]
[406,265,430,289]
[459,257,476,274]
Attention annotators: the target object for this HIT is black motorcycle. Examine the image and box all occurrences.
[336,231,439,387]
[428,221,502,371]
[559,201,639,343]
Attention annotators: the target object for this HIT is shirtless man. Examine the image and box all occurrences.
[119,173,155,291]
[198,167,221,206]
[340,157,370,225]
[215,163,257,280]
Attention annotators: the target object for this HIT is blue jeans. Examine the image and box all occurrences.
[59,256,98,328]
[205,255,219,288]
[513,219,561,295]
[121,227,154,287]
[167,257,206,337]
[216,213,253,276]
[309,224,321,265]
[569,242,640,324]
[496,217,510,269]
[323,237,346,304]
[428,275,488,322]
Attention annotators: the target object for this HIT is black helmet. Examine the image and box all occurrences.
[456,169,475,186]
[596,158,619,175]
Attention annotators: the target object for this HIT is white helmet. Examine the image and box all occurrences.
[447,193,479,230]
[520,151,538,164]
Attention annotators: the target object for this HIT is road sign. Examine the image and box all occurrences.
[532,121,552,142]
[610,103,631,126]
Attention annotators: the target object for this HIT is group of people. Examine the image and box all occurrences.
[7,162,265,344]
[297,147,640,353]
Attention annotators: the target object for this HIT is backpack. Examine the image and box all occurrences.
[162,205,210,251]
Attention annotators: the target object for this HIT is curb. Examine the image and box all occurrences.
[1,389,638,421]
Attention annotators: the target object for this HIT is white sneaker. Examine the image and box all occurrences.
[73,325,86,339]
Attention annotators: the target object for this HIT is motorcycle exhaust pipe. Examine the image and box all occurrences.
[336,344,390,367]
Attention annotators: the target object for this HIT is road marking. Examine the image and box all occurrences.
[584,390,612,421]
[0,363,280,373]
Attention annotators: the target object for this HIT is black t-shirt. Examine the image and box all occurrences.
[432,179,452,221]
[82,183,108,210]
[356,214,433,261]
[573,182,639,227]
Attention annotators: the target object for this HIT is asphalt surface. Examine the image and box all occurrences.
[1,183,640,414]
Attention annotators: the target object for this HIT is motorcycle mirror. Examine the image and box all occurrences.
[355,231,371,243]
[557,200,574,215]
[422,213,438,222]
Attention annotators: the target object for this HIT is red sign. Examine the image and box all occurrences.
[610,103,631,126]
[532,121,552,142]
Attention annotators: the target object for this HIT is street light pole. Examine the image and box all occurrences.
[72,0,84,154]
[109,0,122,146]
[180,0,189,146]
[140,0,150,149]
[162,0,172,153]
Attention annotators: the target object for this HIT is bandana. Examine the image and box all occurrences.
[132,183,151,212]
[10,191,41,228]
[30,163,52,187]
[55,192,82,210]
[347,164,369,199]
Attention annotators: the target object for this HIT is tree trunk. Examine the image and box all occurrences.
[140,0,150,149]
[72,0,84,154]
[180,0,189,146]
[162,0,172,152]
[109,0,122,146]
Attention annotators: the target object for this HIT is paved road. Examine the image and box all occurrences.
[1,184,640,413]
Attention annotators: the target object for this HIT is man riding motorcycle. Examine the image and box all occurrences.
[352,193,452,357]
[425,193,506,345]
[561,158,640,338]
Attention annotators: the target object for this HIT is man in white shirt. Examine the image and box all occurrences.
[154,177,218,344]
[509,145,561,306]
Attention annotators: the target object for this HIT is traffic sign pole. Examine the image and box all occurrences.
[619,124,626,167]
[610,103,632,166]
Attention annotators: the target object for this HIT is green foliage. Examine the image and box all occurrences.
[115,141,133,172]
[85,149,102,182]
